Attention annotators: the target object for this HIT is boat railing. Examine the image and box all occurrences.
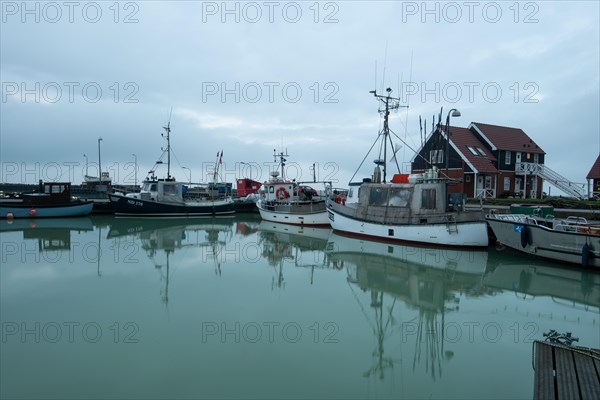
[566,216,588,225]
[491,213,527,223]
[553,216,600,234]
[524,216,539,225]
[262,200,324,213]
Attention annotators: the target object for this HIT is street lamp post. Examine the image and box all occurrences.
[98,137,103,181]
[445,109,461,178]
[132,154,137,189]
[182,167,191,185]
[83,154,88,177]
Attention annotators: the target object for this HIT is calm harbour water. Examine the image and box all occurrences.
[1,215,599,399]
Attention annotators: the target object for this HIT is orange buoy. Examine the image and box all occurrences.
[29,209,37,216]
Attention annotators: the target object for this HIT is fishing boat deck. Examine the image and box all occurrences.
[533,340,600,399]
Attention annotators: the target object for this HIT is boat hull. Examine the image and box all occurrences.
[257,203,330,226]
[0,201,94,218]
[486,216,600,267]
[327,204,489,247]
[108,194,235,217]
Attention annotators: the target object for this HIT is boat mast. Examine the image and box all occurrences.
[370,88,406,183]
[162,121,171,180]
[273,149,288,181]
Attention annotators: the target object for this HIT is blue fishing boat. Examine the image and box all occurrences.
[0,181,93,218]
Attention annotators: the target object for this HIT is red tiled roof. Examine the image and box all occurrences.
[470,122,545,154]
[586,155,600,179]
[441,126,498,174]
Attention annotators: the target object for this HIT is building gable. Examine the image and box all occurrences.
[586,155,600,179]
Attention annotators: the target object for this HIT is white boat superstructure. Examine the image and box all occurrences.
[256,151,330,226]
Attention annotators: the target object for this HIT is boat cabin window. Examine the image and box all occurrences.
[421,189,437,209]
[368,187,411,207]
[162,184,178,195]
[388,188,411,207]
[368,187,388,206]
[44,184,67,194]
[269,186,274,193]
[143,182,158,192]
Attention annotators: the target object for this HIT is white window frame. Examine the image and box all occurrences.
[485,175,492,189]
[503,177,510,191]
[505,151,511,164]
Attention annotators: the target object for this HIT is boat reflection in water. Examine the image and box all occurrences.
[1,217,94,250]
[1,217,98,270]
[257,221,333,288]
[326,232,489,381]
[107,217,234,302]
[484,250,600,310]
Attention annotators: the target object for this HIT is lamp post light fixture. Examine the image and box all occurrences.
[83,154,88,177]
[445,109,461,178]
[182,167,191,185]
[97,137,103,181]
[132,154,137,188]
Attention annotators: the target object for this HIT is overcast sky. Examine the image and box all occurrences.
[1,1,598,195]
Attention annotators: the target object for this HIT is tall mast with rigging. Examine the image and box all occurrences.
[370,87,407,183]
[273,148,288,181]
[162,120,171,180]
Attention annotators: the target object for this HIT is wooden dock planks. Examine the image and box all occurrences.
[534,342,556,400]
[534,341,600,400]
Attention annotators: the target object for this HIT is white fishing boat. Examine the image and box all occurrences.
[326,89,488,247]
[486,212,600,267]
[256,151,330,226]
